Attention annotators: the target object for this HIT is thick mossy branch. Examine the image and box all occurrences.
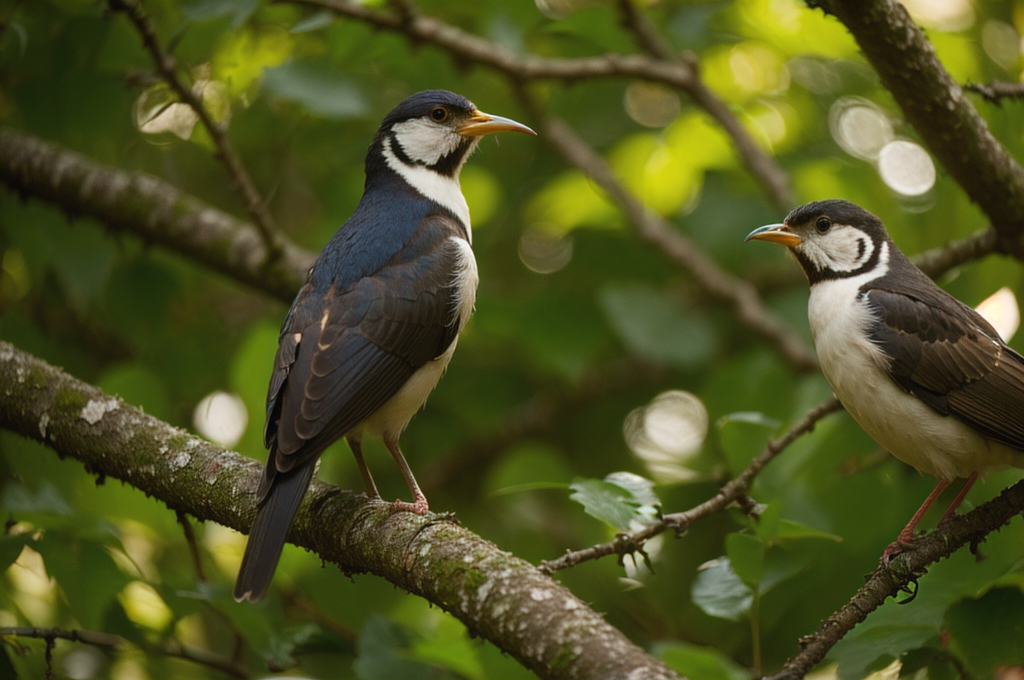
[0,128,313,303]
[0,341,680,680]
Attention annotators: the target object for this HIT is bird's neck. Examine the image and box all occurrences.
[365,136,473,241]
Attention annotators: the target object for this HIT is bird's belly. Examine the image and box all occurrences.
[809,282,1015,480]
[363,340,458,440]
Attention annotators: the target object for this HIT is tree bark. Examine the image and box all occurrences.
[0,341,680,680]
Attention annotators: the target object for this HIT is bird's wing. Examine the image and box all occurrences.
[258,215,466,498]
[865,287,1024,450]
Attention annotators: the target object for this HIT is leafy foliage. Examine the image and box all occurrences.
[2,0,1024,678]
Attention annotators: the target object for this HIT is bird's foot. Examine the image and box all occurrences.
[390,496,430,515]
[880,531,916,566]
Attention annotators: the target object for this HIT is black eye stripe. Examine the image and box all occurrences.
[857,238,866,261]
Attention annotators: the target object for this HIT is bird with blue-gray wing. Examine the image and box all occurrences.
[747,200,1024,563]
[234,90,535,602]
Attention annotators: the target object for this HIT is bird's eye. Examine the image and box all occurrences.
[430,106,449,122]
[815,217,832,234]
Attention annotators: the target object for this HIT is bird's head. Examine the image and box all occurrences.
[746,199,890,284]
[370,90,535,179]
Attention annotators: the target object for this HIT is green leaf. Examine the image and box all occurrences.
[569,473,660,531]
[1,480,73,516]
[263,62,368,120]
[944,586,1024,678]
[600,284,717,368]
[658,641,749,680]
[0,534,31,573]
[691,557,753,621]
[725,533,765,589]
[354,616,439,680]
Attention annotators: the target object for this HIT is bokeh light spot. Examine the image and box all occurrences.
[829,97,893,160]
[518,228,574,274]
[975,287,1020,343]
[877,140,936,196]
[193,390,249,448]
[624,390,708,483]
[624,82,681,128]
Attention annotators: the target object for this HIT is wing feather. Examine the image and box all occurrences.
[866,287,1024,450]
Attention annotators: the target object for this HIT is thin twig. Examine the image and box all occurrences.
[541,398,842,573]
[176,510,206,583]
[522,97,818,371]
[290,0,794,211]
[965,80,1024,105]
[765,475,1024,679]
[107,0,283,262]
[0,627,250,679]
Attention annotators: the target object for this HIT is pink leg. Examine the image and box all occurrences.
[938,471,978,526]
[882,478,952,562]
[383,434,429,515]
[346,436,380,499]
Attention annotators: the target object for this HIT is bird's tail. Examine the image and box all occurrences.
[233,462,315,603]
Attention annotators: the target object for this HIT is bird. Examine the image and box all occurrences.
[746,199,1024,561]
[233,90,535,602]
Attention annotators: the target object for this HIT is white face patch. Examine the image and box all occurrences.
[797,224,876,274]
[382,137,473,235]
[390,118,464,166]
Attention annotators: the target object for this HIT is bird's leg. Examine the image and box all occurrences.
[383,434,429,515]
[882,478,952,563]
[346,436,380,500]
[938,471,978,526]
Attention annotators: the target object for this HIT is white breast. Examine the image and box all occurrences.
[808,242,1020,479]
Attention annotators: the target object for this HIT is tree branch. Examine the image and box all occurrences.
[542,398,843,573]
[766,476,1024,679]
[525,106,818,372]
[107,0,284,261]
[0,128,313,303]
[289,0,794,211]
[964,80,1024,105]
[0,341,680,680]
[0,626,250,679]
[813,0,1024,253]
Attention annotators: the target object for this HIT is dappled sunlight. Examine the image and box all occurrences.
[902,0,974,32]
[976,287,1020,343]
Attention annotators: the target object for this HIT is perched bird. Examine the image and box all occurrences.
[234,90,535,602]
[747,200,1024,559]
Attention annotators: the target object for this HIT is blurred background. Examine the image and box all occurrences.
[2,0,1024,678]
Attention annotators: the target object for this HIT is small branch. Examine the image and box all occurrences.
[965,80,1024,105]
[814,0,1024,248]
[524,102,818,371]
[176,510,206,583]
[0,341,680,680]
[911,228,1000,279]
[766,476,1024,679]
[290,0,794,211]
[107,0,284,262]
[0,128,313,303]
[0,626,250,679]
[541,398,843,573]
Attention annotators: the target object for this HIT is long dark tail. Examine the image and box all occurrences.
[233,462,315,602]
